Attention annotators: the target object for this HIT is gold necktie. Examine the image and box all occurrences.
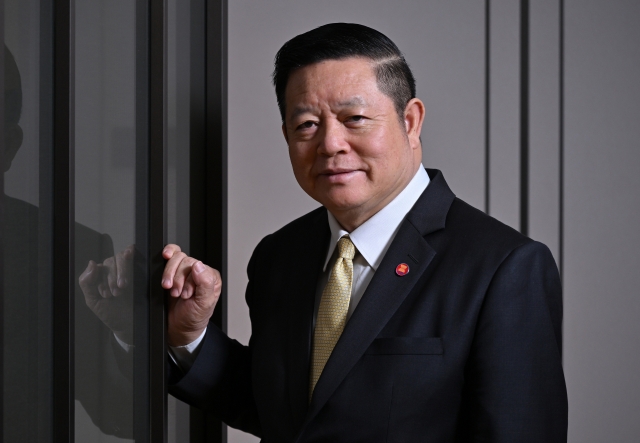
[310,235,356,397]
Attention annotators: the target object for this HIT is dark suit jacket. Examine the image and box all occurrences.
[169,169,568,442]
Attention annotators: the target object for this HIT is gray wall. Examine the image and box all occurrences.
[563,1,640,441]
[226,1,640,442]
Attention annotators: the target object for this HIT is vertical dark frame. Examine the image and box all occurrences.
[51,0,75,441]
[484,0,490,214]
[519,0,530,236]
[135,0,167,441]
[0,0,5,439]
[149,0,168,440]
[189,0,227,442]
[558,0,564,282]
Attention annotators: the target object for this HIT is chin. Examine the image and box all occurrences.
[321,196,366,214]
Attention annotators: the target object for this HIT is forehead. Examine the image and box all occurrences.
[284,57,383,113]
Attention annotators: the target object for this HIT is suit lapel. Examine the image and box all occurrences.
[300,169,456,430]
[287,210,330,431]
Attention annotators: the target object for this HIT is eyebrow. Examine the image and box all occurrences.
[336,97,367,108]
[288,97,369,120]
[289,106,317,120]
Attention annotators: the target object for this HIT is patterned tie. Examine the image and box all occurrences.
[310,235,356,398]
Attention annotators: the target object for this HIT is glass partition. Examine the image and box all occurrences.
[73,0,137,440]
[2,0,54,440]
[1,0,184,440]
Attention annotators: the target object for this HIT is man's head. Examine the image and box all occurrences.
[273,23,416,123]
[275,24,425,231]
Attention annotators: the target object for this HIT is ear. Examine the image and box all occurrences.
[281,123,289,144]
[403,98,425,150]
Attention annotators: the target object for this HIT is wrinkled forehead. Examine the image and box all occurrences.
[283,58,380,116]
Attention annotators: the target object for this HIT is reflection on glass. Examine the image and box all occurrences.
[74,0,137,440]
[2,0,53,439]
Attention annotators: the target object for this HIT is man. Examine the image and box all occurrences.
[163,23,568,442]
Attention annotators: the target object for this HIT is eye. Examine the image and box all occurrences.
[346,115,366,124]
[296,120,317,131]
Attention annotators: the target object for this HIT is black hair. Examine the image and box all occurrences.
[272,23,416,122]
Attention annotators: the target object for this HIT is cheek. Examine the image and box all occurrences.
[288,146,315,181]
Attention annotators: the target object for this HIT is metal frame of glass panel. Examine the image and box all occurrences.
[188,1,226,441]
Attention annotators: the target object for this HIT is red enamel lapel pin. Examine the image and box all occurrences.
[395,263,409,276]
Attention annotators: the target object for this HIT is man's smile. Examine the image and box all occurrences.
[317,168,363,184]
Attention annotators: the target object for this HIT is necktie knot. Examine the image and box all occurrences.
[337,236,355,260]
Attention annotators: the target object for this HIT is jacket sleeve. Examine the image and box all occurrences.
[167,236,271,438]
[456,241,568,443]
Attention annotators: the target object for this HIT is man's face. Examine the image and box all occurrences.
[282,57,424,230]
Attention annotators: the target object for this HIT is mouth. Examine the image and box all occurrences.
[317,168,362,183]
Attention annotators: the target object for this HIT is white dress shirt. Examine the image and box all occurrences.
[169,167,431,371]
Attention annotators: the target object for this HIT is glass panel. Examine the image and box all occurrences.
[74,0,138,440]
[2,0,54,440]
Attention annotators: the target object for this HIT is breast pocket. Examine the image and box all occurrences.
[364,337,444,355]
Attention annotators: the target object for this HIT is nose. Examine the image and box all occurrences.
[317,120,349,156]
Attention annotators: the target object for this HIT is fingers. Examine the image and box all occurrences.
[115,245,134,292]
[161,245,221,308]
[171,256,199,297]
[162,244,182,260]
[103,256,119,297]
[79,260,101,302]
[162,246,199,297]
[162,249,188,290]
[180,273,196,299]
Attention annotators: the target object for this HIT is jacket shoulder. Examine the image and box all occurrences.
[443,198,534,257]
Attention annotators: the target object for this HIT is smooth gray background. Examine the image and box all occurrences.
[224,1,640,442]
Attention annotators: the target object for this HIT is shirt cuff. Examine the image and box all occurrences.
[167,328,207,372]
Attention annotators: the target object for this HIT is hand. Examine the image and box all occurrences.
[162,244,221,346]
[79,244,134,344]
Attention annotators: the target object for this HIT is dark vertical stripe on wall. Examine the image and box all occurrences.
[52,0,75,441]
[189,0,227,442]
[519,0,529,236]
[558,0,564,282]
[484,0,491,214]
[149,0,168,441]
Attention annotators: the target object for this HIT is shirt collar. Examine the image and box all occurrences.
[323,167,430,271]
